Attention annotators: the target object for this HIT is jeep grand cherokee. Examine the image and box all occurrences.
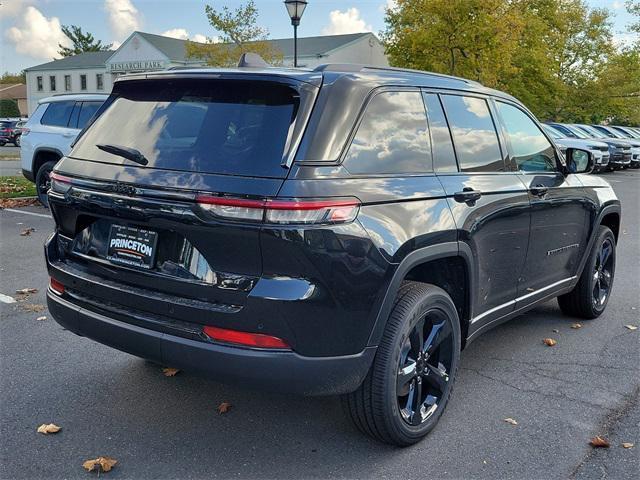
[45,62,621,446]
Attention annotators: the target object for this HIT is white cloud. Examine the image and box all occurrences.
[0,0,33,18]
[321,8,373,35]
[612,1,623,9]
[104,0,140,41]
[4,6,70,60]
[379,0,398,13]
[161,28,207,43]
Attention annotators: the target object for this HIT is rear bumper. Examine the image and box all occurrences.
[47,289,376,396]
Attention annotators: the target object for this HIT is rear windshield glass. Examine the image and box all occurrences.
[71,79,300,178]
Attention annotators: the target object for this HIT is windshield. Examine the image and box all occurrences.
[71,79,302,178]
[593,126,622,138]
[562,125,589,139]
[542,125,562,139]
[574,125,602,138]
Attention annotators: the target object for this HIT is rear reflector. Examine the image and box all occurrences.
[50,277,65,295]
[196,196,360,225]
[203,325,290,349]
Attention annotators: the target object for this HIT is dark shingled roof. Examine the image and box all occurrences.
[25,51,115,71]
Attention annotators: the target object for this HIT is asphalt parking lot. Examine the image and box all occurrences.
[1,170,638,479]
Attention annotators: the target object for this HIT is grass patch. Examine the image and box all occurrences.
[0,152,20,160]
[0,176,36,199]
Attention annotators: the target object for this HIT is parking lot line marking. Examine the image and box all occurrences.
[0,293,16,304]
[2,208,51,218]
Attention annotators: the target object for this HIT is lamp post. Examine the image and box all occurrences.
[284,0,308,67]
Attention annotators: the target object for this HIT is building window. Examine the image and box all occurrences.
[49,76,56,91]
[96,73,104,90]
[64,75,71,91]
[37,76,43,91]
[80,74,87,91]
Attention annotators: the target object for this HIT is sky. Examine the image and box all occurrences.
[0,0,637,74]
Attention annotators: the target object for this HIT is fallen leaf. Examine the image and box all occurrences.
[217,402,232,414]
[571,323,583,329]
[552,328,559,333]
[162,367,180,377]
[624,325,638,331]
[590,436,610,448]
[82,457,118,473]
[16,288,38,295]
[504,417,518,425]
[20,227,35,236]
[36,316,47,321]
[543,338,557,346]
[20,304,46,313]
[37,423,61,434]
[622,442,634,449]
[0,198,39,209]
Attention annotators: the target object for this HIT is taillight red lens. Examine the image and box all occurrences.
[203,325,290,349]
[49,172,73,194]
[50,277,64,295]
[195,196,360,225]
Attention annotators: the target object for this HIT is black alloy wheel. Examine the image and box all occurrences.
[558,225,616,319]
[342,282,461,446]
[35,160,57,208]
[397,309,454,426]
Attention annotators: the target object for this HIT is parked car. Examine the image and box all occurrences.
[548,123,632,170]
[574,124,635,169]
[45,64,620,446]
[20,93,108,206]
[610,125,640,140]
[541,124,610,172]
[590,125,640,168]
[0,120,21,146]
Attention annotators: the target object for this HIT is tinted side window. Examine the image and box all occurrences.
[40,101,75,127]
[423,93,457,172]
[77,102,103,129]
[441,95,504,172]
[496,102,556,172]
[344,91,431,175]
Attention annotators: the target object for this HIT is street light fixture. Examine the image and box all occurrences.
[284,0,308,67]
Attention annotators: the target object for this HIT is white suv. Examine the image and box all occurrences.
[21,94,108,206]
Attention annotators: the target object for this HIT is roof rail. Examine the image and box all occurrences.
[238,53,271,68]
[313,63,481,85]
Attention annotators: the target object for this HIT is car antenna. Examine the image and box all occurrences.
[237,53,270,68]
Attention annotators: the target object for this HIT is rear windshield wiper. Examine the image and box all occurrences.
[96,144,148,166]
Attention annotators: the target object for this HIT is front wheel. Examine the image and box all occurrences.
[342,282,461,446]
[14,136,20,147]
[35,160,57,208]
[558,226,616,319]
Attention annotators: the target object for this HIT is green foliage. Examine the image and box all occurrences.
[186,1,282,67]
[0,71,26,84]
[0,99,20,117]
[57,25,112,57]
[383,0,640,124]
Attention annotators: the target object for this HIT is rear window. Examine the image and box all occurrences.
[71,79,301,178]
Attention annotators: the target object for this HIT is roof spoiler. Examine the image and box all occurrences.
[238,53,271,68]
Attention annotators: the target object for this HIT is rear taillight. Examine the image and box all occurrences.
[195,196,360,225]
[50,277,64,295]
[50,171,72,194]
[203,325,290,350]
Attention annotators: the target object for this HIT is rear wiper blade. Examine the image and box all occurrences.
[96,143,148,166]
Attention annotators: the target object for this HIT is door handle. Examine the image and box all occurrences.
[453,188,482,205]
[530,185,548,197]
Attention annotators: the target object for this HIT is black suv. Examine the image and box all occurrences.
[46,64,621,446]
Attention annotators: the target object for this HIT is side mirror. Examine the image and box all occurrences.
[565,148,594,174]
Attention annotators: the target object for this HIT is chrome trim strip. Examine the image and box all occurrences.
[470,276,576,324]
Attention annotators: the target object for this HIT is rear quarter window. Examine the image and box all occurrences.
[343,90,431,175]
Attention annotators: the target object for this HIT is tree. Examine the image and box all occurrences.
[0,99,21,117]
[186,1,282,67]
[57,25,112,57]
[0,71,26,84]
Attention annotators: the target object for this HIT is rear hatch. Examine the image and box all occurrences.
[48,72,319,336]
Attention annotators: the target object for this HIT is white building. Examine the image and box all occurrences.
[25,31,389,115]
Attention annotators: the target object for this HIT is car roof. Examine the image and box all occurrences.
[114,64,520,103]
[38,93,109,105]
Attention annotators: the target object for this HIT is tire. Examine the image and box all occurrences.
[558,226,616,319]
[342,281,461,446]
[14,137,20,147]
[35,160,57,208]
